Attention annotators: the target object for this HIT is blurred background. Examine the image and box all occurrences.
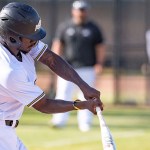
[1,0,150,104]
[1,0,150,105]
[1,0,150,150]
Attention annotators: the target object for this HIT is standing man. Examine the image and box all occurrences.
[51,0,105,132]
[0,2,103,150]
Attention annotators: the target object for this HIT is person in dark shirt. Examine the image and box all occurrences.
[51,0,105,132]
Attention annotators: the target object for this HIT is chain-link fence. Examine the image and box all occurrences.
[1,0,150,105]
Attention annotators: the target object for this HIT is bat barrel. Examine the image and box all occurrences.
[96,107,117,150]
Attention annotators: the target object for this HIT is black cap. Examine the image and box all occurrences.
[72,0,89,10]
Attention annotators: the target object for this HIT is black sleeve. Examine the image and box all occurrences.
[93,24,104,45]
[54,23,66,44]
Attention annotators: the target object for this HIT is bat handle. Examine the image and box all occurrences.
[93,97,102,114]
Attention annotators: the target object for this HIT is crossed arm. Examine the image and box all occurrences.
[32,48,103,114]
[39,48,89,92]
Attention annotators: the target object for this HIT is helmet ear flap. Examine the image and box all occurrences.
[8,36,21,48]
[10,37,17,43]
[0,29,22,49]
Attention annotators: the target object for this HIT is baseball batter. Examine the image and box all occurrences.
[0,2,103,150]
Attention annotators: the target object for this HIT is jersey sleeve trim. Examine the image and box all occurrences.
[35,44,47,61]
[27,92,45,107]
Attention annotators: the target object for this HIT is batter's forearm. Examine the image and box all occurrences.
[33,99,86,114]
[39,49,89,90]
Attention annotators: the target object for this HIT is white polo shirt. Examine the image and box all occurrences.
[0,41,48,120]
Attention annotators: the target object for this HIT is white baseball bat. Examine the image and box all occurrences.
[96,107,116,150]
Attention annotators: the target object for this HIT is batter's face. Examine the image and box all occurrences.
[19,37,38,54]
[72,8,88,24]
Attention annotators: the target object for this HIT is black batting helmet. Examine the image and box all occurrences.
[0,2,46,48]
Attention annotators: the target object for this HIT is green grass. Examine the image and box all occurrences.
[17,107,150,150]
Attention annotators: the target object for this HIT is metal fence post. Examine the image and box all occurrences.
[145,0,150,105]
[114,0,122,104]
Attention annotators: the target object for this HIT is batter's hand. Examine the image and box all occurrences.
[85,98,102,114]
[81,85,103,110]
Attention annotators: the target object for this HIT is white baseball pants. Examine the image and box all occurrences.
[52,67,96,130]
[0,122,27,150]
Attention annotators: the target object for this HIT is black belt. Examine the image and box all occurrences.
[5,120,19,128]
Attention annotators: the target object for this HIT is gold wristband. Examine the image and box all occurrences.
[73,100,81,110]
